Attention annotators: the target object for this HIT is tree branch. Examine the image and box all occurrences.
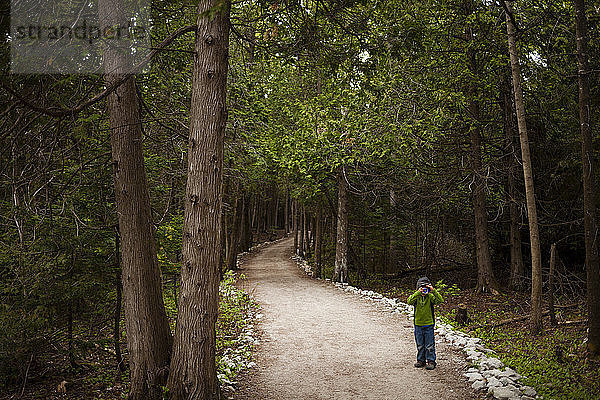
[1,25,197,118]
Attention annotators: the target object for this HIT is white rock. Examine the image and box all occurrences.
[472,380,486,391]
[522,386,536,397]
[487,376,502,388]
[482,368,502,378]
[464,372,484,382]
[491,386,518,400]
[482,357,504,369]
[505,384,519,393]
[499,368,521,380]
[499,377,511,385]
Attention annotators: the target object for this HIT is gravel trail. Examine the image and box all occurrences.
[234,237,480,400]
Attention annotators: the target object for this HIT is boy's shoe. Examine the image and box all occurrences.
[414,361,426,368]
[425,361,436,370]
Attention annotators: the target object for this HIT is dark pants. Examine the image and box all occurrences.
[414,324,436,363]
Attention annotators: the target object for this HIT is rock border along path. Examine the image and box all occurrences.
[294,256,541,400]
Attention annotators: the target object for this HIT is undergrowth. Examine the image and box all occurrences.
[215,271,259,389]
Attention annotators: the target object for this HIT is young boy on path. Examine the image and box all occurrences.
[407,276,443,370]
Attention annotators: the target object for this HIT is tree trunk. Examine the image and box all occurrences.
[284,189,290,233]
[114,230,125,373]
[549,243,557,326]
[469,97,498,294]
[463,0,498,294]
[293,200,298,254]
[244,194,253,251]
[315,204,322,279]
[223,212,230,268]
[262,198,267,232]
[312,214,317,258]
[251,196,257,229]
[99,1,173,398]
[239,195,250,252]
[303,208,310,258]
[389,189,398,273]
[167,0,230,398]
[505,1,543,334]
[334,166,349,283]
[226,194,243,271]
[273,191,279,229]
[299,205,305,258]
[574,0,600,357]
[502,72,525,290]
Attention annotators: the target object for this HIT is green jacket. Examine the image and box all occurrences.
[407,289,443,326]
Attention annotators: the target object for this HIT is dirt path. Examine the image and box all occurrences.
[234,237,480,400]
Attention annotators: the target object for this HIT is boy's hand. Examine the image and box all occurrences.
[427,284,434,291]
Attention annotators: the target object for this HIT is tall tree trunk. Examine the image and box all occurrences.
[223,213,230,268]
[574,0,600,357]
[303,208,310,258]
[239,195,249,252]
[334,166,349,283]
[502,72,525,290]
[261,198,267,232]
[299,205,305,258]
[251,196,257,229]
[114,230,125,373]
[273,191,279,229]
[284,189,290,233]
[226,194,243,271]
[549,243,557,326]
[469,97,498,293]
[464,0,498,294]
[99,2,172,398]
[167,0,230,398]
[293,200,298,254]
[389,189,398,272]
[505,1,543,334]
[315,204,322,279]
[312,215,317,258]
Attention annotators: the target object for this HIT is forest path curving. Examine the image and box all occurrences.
[234,236,481,400]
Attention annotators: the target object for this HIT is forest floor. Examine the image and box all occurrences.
[233,236,483,400]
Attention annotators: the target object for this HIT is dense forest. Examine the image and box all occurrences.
[1,0,600,399]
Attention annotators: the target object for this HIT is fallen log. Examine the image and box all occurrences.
[469,311,550,330]
[558,319,588,326]
[554,303,582,309]
[469,311,588,330]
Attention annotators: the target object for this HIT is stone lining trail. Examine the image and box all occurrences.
[233,236,484,400]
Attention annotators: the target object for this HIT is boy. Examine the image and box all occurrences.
[407,276,443,370]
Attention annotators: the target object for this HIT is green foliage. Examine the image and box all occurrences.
[467,326,600,400]
[434,279,461,299]
[216,271,259,386]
